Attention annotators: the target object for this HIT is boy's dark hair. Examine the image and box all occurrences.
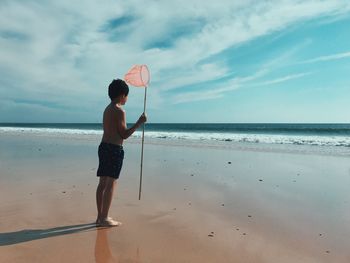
[108,79,129,100]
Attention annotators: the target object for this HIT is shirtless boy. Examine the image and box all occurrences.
[96,79,147,227]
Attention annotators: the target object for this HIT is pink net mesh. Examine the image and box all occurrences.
[124,65,150,87]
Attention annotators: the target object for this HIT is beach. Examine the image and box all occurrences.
[1,130,350,263]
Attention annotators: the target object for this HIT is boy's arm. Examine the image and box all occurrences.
[116,109,145,139]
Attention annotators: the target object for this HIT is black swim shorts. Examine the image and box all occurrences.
[97,142,124,179]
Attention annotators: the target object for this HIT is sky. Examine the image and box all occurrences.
[0,0,350,123]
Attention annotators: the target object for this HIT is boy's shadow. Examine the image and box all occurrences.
[0,223,96,246]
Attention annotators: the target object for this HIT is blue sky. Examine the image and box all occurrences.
[0,0,350,123]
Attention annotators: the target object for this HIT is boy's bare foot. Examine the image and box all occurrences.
[96,217,122,227]
[100,218,122,227]
[96,216,111,225]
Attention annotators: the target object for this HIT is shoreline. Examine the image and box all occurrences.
[2,124,350,148]
[1,129,350,157]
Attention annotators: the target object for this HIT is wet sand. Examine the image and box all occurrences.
[0,132,350,263]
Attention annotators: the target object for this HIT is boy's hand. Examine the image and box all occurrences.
[137,113,147,125]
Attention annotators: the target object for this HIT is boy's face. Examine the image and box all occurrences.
[121,94,128,105]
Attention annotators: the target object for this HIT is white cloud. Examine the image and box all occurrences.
[172,68,266,104]
[172,71,311,104]
[172,45,311,104]
[300,51,350,64]
[255,72,312,86]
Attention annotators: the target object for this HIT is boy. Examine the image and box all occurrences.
[96,79,147,227]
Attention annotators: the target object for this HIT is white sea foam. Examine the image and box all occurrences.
[136,131,350,147]
[1,127,350,147]
[0,127,102,135]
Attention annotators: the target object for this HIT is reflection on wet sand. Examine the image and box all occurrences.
[94,228,140,263]
[95,228,118,263]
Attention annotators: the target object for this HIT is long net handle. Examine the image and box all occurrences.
[139,86,147,200]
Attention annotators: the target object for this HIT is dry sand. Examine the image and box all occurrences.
[1,132,350,263]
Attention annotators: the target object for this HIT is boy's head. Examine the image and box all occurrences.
[108,79,129,101]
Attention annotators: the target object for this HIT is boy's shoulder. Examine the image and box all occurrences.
[105,103,124,115]
[110,104,125,116]
[115,104,124,112]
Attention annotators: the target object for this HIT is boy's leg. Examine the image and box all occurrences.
[100,176,117,219]
[96,176,107,221]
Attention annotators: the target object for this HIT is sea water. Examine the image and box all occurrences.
[1,123,350,148]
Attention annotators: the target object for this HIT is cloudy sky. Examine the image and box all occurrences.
[0,0,350,123]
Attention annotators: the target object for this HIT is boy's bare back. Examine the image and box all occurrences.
[101,103,124,146]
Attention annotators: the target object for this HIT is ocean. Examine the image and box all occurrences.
[1,123,350,148]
